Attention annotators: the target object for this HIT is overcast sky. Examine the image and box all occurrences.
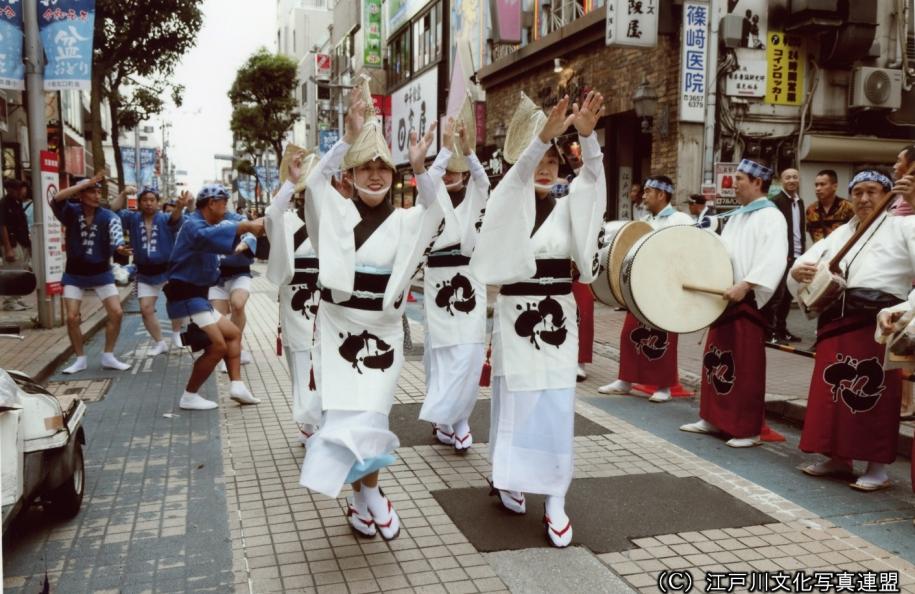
[163,0,277,190]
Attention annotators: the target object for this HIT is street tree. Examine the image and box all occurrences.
[89,0,204,194]
[229,49,299,166]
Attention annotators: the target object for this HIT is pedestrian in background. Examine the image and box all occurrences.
[0,178,32,311]
[765,167,804,344]
[805,169,853,243]
[891,144,915,216]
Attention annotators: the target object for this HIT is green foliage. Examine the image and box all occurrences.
[235,159,256,176]
[229,49,299,163]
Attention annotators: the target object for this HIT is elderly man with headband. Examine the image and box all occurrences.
[788,168,915,491]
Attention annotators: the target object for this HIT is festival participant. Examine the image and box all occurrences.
[419,101,489,453]
[53,174,133,374]
[165,184,264,410]
[470,90,605,548]
[265,148,323,445]
[599,176,693,402]
[789,169,915,491]
[298,82,451,541]
[111,186,190,354]
[210,213,258,369]
[688,194,719,231]
[680,157,787,447]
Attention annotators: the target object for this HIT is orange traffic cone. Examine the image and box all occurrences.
[760,420,785,442]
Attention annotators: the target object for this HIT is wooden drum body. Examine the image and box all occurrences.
[589,221,653,307]
[620,225,734,334]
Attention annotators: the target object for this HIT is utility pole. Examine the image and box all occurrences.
[23,0,54,328]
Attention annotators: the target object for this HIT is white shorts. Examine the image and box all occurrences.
[174,310,221,328]
[137,281,165,299]
[208,275,252,301]
[63,283,119,301]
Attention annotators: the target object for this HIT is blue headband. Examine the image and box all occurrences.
[737,159,773,182]
[848,170,893,193]
[645,179,674,194]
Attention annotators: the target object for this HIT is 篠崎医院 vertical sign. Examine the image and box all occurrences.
[606,0,658,48]
[765,32,805,106]
[38,0,95,91]
[0,1,25,90]
[679,1,708,122]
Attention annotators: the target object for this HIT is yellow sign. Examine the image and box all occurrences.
[765,32,805,106]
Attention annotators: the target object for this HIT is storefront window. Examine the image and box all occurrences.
[412,2,442,73]
[388,29,412,88]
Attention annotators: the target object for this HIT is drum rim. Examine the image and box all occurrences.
[607,221,652,306]
[589,244,616,306]
[620,225,732,334]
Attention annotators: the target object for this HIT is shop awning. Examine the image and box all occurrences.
[799,134,908,163]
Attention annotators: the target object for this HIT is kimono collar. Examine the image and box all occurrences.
[655,205,676,218]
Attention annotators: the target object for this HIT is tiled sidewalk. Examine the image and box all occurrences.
[225,271,915,594]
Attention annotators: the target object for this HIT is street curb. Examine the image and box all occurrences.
[30,286,134,384]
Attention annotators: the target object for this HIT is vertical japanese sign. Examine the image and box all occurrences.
[319,130,339,155]
[606,0,658,48]
[715,162,738,208]
[120,147,138,186]
[492,0,521,43]
[765,32,804,106]
[679,1,708,122]
[0,0,24,90]
[314,53,331,80]
[138,148,158,189]
[391,67,438,165]
[41,151,64,295]
[363,0,383,69]
[255,165,280,194]
[38,0,96,91]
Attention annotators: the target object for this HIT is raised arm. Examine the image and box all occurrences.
[170,191,192,226]
[110,185,136,212]
[55,172,105,202]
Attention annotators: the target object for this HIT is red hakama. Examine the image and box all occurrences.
[699,301,766,438]
[618,312,679,387]
[799,312,901,464]
[572,281,594,364]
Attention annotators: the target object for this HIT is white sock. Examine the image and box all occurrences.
[149,340,168,356]
[437,423,454,435]
[230,380,246,393]
[360,485,387,517]
[352,488,370,516]
[860,462,888,484]
[101,352,130,370]
[454,418,470,437]
[63,356,87,374]
[545,495,568,525]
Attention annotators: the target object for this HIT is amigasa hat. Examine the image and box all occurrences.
[446,93,477,173]
[342,77,396,171]
[503,92,547,165]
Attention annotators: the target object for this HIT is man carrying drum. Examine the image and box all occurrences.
[598,175,693,403]
[680,158,787,447]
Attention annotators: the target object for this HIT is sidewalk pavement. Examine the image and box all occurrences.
[0,284,135,382]
[409,280,914,460]
[4,265,915,594]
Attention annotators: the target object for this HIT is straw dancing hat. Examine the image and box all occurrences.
[446,94,477,173]
[342,77,395,171]
[503,92,547,165]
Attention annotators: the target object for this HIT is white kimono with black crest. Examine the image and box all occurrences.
[298,139,453,498]
[470,133,604,496]
[265,180,322,427]
[419,147,489,426]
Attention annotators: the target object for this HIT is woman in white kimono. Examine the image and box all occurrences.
[298,82,453,541]
[265,149,322,445]
[420,97,490,452]
[470,91,605,547]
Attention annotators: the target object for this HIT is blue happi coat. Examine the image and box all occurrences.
[119,210,182,285]
[52,201,125,288]
[167,211,240,288]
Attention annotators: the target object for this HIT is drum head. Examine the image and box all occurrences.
[608,221,653,306]
[620,226,734,334]
[589,244,615,306]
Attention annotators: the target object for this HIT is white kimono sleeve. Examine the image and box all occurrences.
[743,208,788,295]
[264,180,298,286]
[460,152,490,257]
[565,133,605,284]
[469,137,549,284]
[785,234,833,298]
[383,171,449,309]
[304,140,362,301]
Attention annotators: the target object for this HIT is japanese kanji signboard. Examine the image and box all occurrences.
[679,1,708,122]
[606,0,658,48]
[38,0,95,91]
[765,31,805,106]
[363,0,383,69]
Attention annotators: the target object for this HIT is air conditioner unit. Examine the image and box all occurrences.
[849,67,902,110]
